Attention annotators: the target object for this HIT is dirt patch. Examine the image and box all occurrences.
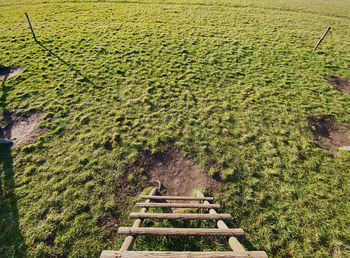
[0,65,22,80]
[307,115,350,155]
[109,148,222,231]
[0,111,45,146]
[325,75,350,95]
[127,147,222,196]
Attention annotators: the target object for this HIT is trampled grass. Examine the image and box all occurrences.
[1,0,350,257]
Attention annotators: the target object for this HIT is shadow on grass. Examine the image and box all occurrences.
[0,78,27,257]
[239,237,260,252]
[36,41,98,88]
[1,71,12,126]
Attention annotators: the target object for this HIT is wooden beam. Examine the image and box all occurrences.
[119,187,157,251]
[196,190,246,252]
[130,212,232,220]
[100,251,268,258]
[117,227,244,237]
[141,195,213,201]
[135,203,220,209]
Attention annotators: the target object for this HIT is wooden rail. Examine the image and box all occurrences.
[119,187,157,251]
[101,251,268,257]
[135,202,220,209]
[118,227,245,236]
[129,212,232,220]
[196,190,246,252]
[141,195,214,201]
[101,186,268,258]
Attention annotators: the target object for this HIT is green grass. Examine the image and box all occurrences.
[1,0,350,257]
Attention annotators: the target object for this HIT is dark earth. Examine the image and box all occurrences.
[128,147,221,196]
[325,75,350,95]
[307,115,350,155]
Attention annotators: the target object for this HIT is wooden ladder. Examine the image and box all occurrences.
[100,187,268,258]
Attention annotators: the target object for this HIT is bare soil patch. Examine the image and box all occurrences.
[325,75,350,95]
[307,115,350,155]
[0,65,22,80]
[127,147,222,196]
[110,147,222,230]
[0,111,45,146]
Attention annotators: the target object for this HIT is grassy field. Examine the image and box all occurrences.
[1,0,350,257]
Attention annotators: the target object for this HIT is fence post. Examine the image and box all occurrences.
[25,12,37,42]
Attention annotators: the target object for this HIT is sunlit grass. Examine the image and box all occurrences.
[1,0,350,257]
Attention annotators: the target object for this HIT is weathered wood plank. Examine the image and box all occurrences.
[129,212,232,220]
[117,227,244,236]
[135,203,220,209]
[141,195,213,201]
[100,251,268,258]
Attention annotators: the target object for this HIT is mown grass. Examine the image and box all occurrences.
[1,0,350,257]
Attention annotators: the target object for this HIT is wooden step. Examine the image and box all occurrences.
[141,195,214,201]
[135,203,220,209]
[100,250,268,258]
[117,227,244,237]
[129,212,232,220]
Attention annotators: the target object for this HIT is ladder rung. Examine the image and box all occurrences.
[129,212,232,220]
[141,195,214,201]
[117,227,244,236]
[135,203,220,209]
[100,251,268,258]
